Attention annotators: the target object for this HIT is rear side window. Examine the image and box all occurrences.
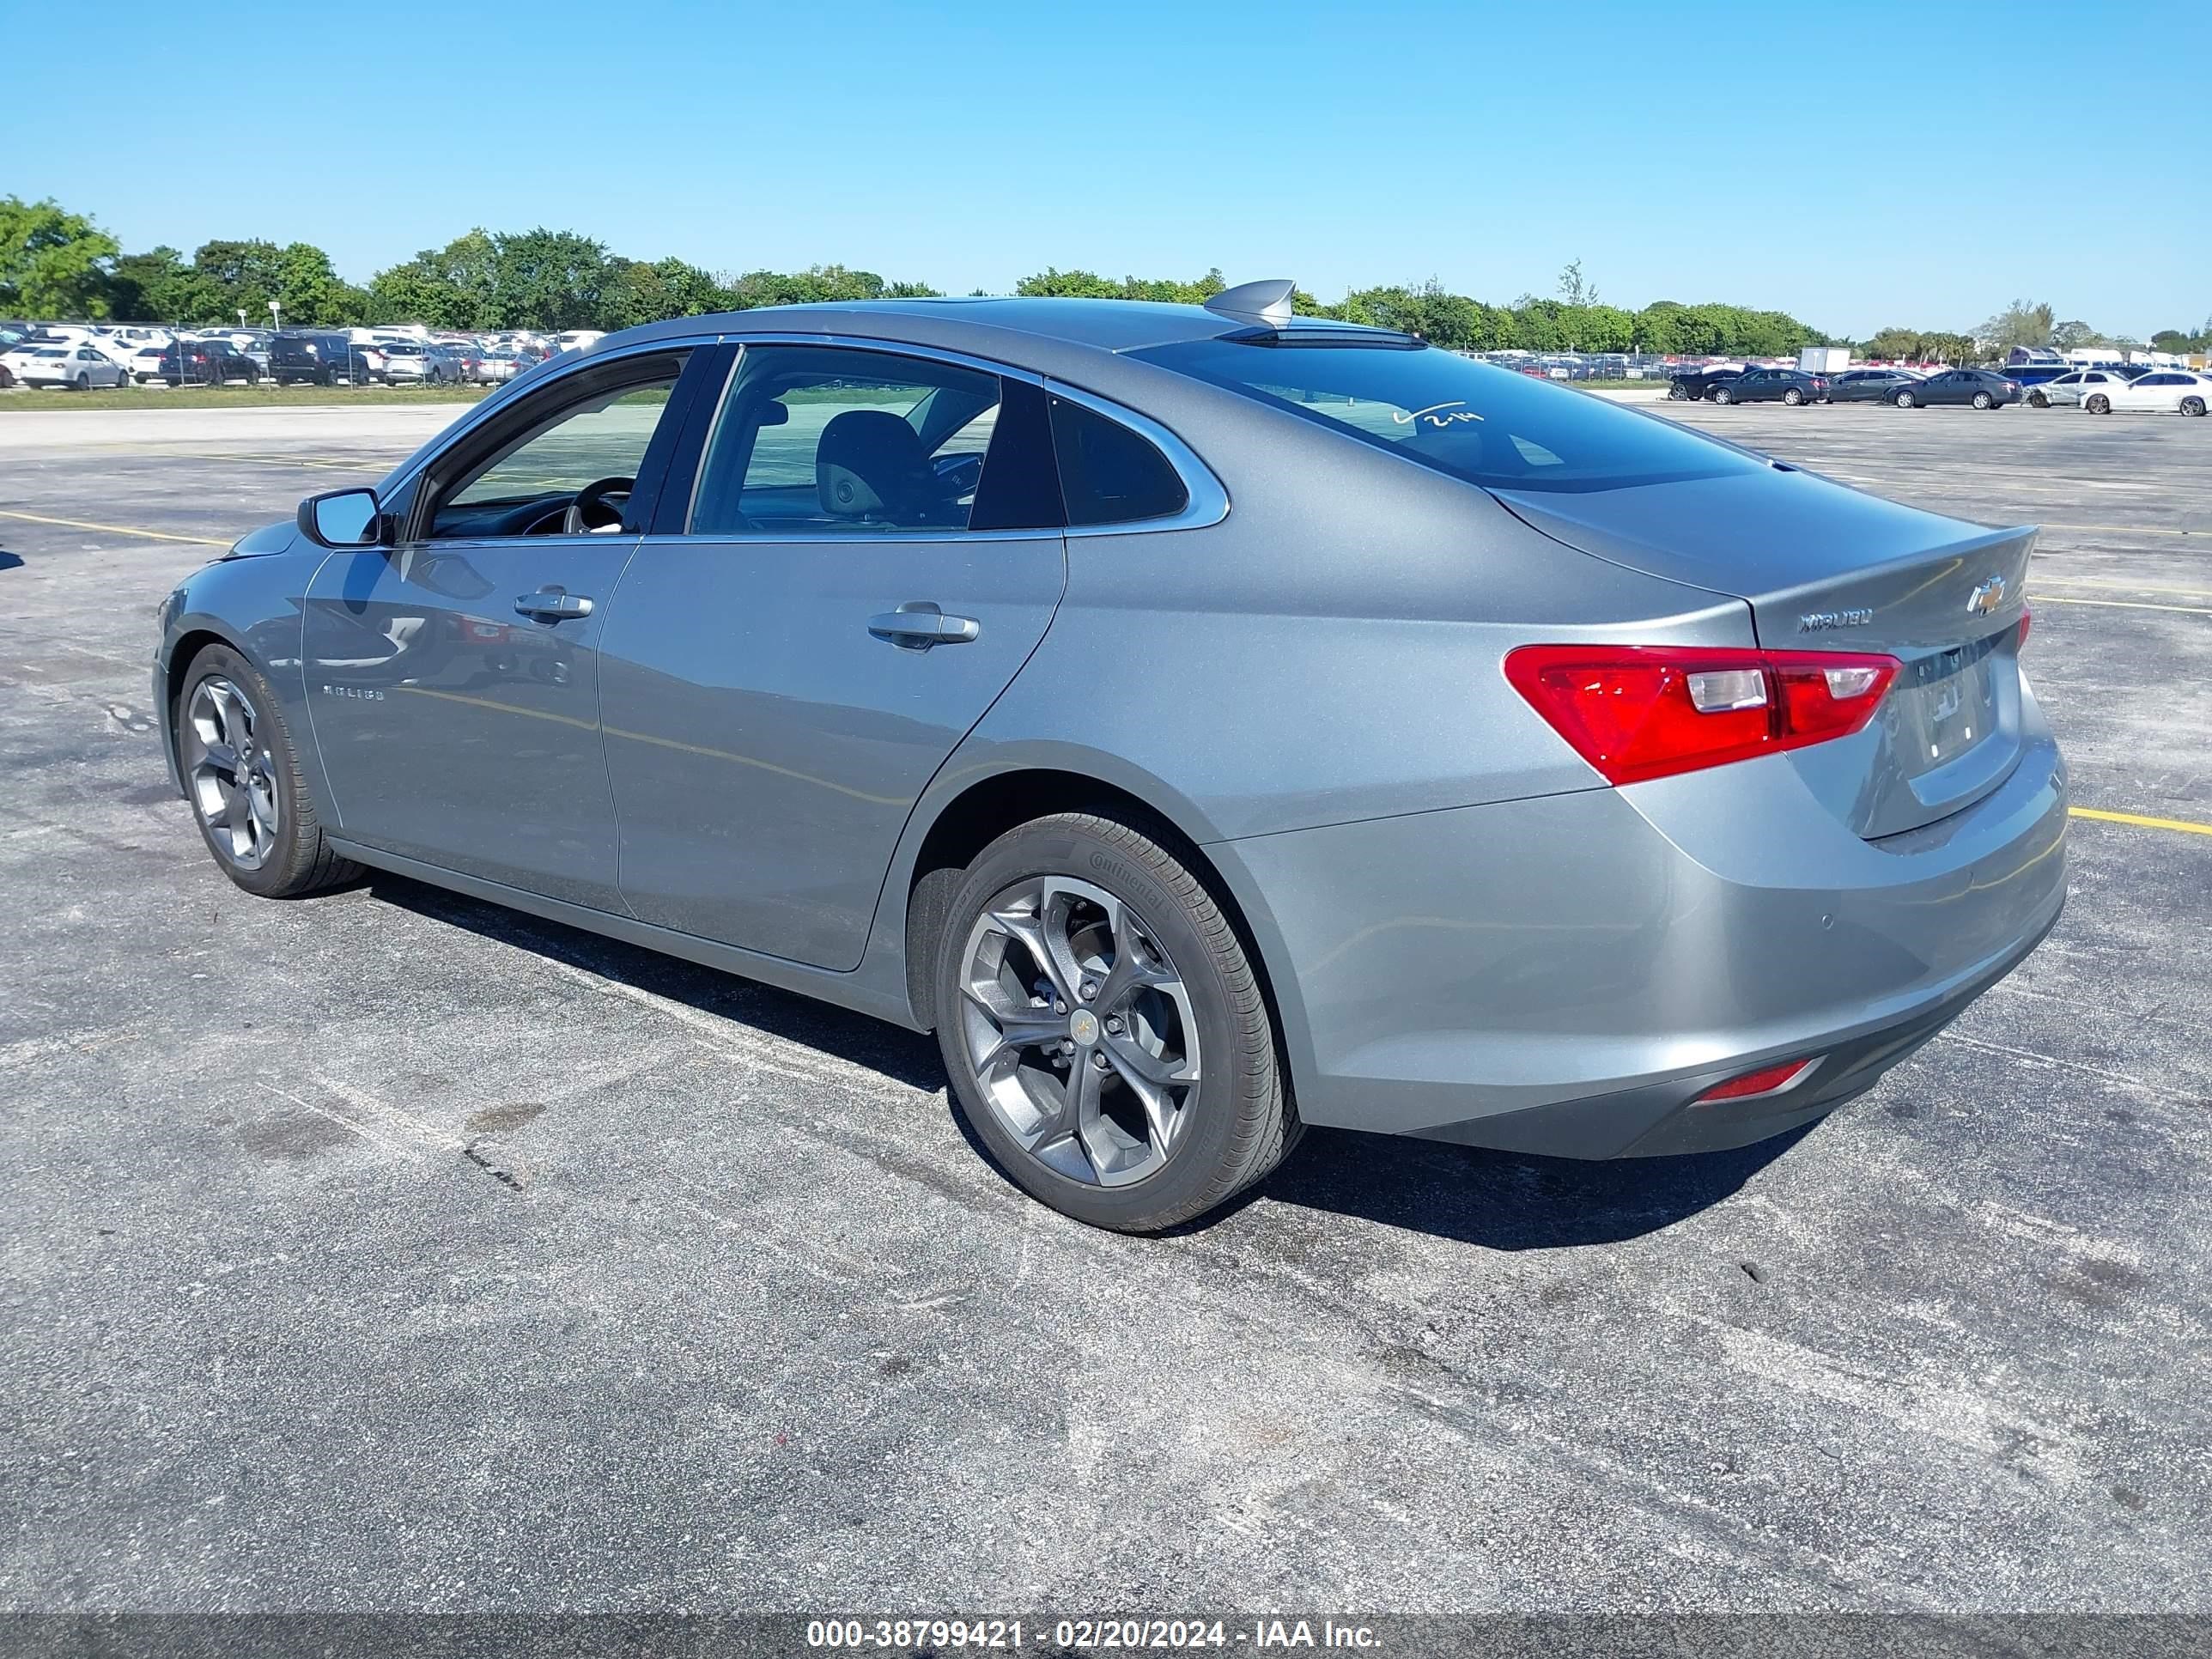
[1049,397,1188,526]
[1132,337,1762,495]
[690,344,1015,536]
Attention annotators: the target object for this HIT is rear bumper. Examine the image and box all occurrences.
[1212,695,2067,1158]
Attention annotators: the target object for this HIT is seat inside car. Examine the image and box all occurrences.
[816,409,945,525]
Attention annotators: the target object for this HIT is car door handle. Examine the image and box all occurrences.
[514,588,593,621]
[868,602,979,649]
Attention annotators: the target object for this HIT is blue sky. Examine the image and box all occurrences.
[9,0,2209,338]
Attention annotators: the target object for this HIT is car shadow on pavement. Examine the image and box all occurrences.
[1233,1122,1813,1250]
[367,872,1806,1250]
[366,874,946,1093]
[0,549,24,571]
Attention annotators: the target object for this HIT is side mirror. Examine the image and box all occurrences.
[298,488,383,549]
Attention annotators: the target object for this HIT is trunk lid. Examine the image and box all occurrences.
[1492,465,2035,838]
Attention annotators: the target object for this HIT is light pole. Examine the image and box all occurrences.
[236,308,246,329]
[268,299,282,334]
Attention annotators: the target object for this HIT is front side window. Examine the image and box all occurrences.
[690,345,1009,535]
[1134,335,1764,495]
[427,354,687,538]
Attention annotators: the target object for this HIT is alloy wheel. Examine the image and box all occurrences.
[957,875,1200,1189]
[184,676,280,869]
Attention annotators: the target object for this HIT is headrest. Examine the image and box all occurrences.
[817,410,933,520]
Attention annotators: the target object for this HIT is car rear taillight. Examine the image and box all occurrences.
[1694,1057,1819,1103]
[1504,644,1900,786]
[2018,609,2032,650]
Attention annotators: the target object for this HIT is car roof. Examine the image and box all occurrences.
[597,295,1297,358]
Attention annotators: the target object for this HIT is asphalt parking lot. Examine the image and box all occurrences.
[2,400,2208,1615]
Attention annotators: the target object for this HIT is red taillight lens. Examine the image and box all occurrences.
[1695,1057,1819,1103]
[2018,608,2031,649]
[1504,644,1899,786]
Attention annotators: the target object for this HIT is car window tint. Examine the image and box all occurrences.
[1049,397,1190,526]
[1134,336,1763,495]
[436,356,688,532]
[690,344,1003,536]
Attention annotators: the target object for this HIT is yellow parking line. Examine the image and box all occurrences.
[2070,806,2212,838]
[0,508,228,547]
[2029,595,2212,617]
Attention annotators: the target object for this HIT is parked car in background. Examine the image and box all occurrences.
[374,340,437,383]
[475,350,525,383]
[435,343,483,383]
[159,338,260,386]
[1889,368,2021,409]
[157,288,2063,1231]
[1711,367,1829,405]
[0,340,51,382]
[2025,368,2130,409]
[2081,370,2212,416]
[351,343,392,383]
[97,325,172,358]
[129,346,170,384]
[270,331,368,386]
[15,343,133,389]
[1827,368,1922,404]
[1665,363,1749,401]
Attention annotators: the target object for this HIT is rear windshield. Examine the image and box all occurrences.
[1129,337,1764,494]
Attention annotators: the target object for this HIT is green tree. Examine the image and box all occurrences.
[600,256,726,329]
[722,263,936,309]
[367,229,499,328]
[1557,258,1597,307]
[0,196,119,319]
[1013,267,1223,304]
[1862,325,1925,361]
[1570,303,1637,352]
[1979,298,2057,354]
[108,246,221,323]
[489,228,609,330]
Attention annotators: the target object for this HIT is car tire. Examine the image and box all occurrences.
[2182,397,2207,418]
[75,373,89,391]
[1666,383,1687,401]
[174,642,361,900]
[1894,389,1917,409]
[1783,387,1804,406]
[1972,391,1993,410]
[933,811,1301,1232]
[2030,392,2050,408]
[2087,393,2111,415]
[1712,386,1733,404]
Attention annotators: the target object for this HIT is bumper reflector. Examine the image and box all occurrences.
[1694,1057,1820,1103]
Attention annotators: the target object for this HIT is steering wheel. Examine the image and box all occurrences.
[562,475,635,536]
[932,452,984,502]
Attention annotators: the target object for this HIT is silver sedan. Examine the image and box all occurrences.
[154,283,2066,1231]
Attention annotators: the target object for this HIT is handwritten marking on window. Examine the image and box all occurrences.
[1391,401,1485,428]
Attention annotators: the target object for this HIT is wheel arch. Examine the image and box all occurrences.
[160,624,249,793]
[891,762,1312,1110]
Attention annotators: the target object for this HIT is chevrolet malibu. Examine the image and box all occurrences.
[155,282,2067,1231]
